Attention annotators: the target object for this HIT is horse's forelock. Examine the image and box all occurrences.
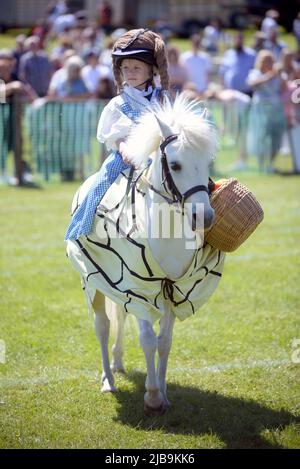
[125,95,217,167]
[125,112,161,168]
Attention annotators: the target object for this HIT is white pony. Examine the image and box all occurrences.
[67,95,225,415]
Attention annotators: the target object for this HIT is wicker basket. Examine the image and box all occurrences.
[205,178,264,252]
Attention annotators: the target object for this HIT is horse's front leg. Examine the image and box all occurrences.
[93,292,116,393]
[157,308,175,408]
[138,319,166,416]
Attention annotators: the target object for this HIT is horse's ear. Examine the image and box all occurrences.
[154,114,173,138]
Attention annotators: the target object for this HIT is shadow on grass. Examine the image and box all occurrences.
[112,370,298,449]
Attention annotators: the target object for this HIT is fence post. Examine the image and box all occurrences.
[13,93,23,185]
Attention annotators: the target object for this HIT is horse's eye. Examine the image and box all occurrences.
[170,162,182,172]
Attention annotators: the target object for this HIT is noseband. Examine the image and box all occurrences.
[159,134,214,209]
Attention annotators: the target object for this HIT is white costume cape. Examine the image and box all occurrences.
[67,168,225,324]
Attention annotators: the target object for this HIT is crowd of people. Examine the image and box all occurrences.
[1,2,300,177]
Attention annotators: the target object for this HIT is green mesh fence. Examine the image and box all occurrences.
[1,99,108,182]
[0,98,253,182]
[25,100,107,181]
[0,103,12,175]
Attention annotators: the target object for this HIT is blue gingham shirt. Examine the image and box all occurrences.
[65,91,155,241]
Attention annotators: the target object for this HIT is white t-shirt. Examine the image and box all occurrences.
[48,68,66,92]
[52,14,76,34]
[82,65,111,93]
[202,25,220,50]
[179,51,212,92]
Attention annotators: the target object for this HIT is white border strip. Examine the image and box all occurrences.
[0,359,293,389]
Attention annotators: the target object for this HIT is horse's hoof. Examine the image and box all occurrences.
[144,401,167,417]
[101,379,117,393]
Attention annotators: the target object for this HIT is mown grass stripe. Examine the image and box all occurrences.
[0,359,293,389]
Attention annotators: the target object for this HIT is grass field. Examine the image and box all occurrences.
[0,147,299,448]
[0,27,298,53]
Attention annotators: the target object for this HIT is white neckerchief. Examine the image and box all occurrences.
[122,84,155,111]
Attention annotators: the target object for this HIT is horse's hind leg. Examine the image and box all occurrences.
[93,291,116,393]
[106,299,126,374]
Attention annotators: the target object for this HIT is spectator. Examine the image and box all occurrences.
[0,49,37,102]
[246,50,286,172]
[82,50,111,94]
[205,83,251,170]
[295,48,300,68]
[74,10,89,32]
[96,76,116,99]
[153,17,174,43]
[97,1,113,34]
[0,50,37,183]
[182,81,201,96]
[48,55,90,99]
[264,28,287,60]
[167,45,189,96]
[251,31,267,53]
[219,31,256,95]
[293,12,300,50]
[99,38,114,69]
[291,68,300,123]
[19,36,53,97]
[52,34,73,61]
[179,34,212,93]
[31,18,49,49]
[99,29,127,73]
[280,49,298,81]
[52,12,76,35]
[46,0,68,27]
[280,50,299,127]
[89,20,106,51]
[40,55,92,182]
[81,27,103,57]
[261,9,279,39]
[48,49,76,95]
[11,34,27,79]
[202,18,223,54]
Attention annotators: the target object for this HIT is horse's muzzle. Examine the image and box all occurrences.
[192,208,215,232]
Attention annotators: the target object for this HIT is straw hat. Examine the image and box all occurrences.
[205,178,264,252]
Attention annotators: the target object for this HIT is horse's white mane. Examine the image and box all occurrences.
[126,94,218,168]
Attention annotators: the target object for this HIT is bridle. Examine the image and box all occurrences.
[145,134,215,211]
[104,133,215,238]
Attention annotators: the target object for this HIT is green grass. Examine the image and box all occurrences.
[0,148,299,449]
